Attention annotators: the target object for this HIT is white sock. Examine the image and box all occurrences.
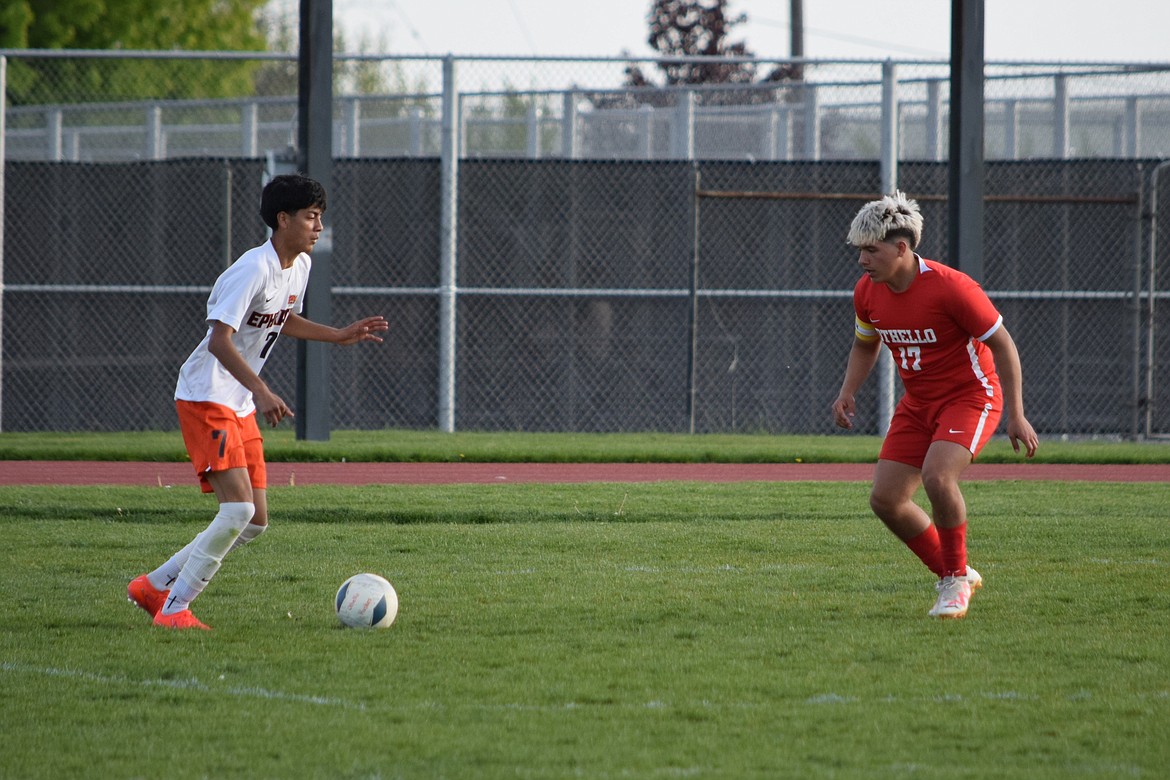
[148,521,267,591]
[160,502,254,615]
[147,539,197,591]
[229,521,267,551]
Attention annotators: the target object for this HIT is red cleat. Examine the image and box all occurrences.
[153,609,211,631]
[127,575,168,617]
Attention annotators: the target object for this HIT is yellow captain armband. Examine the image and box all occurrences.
[854,316,879,342]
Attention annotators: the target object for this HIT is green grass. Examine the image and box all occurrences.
[2,481,1168,778]
[1,428,1168,463]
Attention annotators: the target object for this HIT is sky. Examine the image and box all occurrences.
[322,0,1170,63]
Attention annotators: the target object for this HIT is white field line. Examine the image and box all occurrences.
[4,661,1166,713]
[0,661,366,711]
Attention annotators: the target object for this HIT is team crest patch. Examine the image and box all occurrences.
[288,294,298,306]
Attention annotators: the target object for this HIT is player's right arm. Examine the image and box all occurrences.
[832,334,882,430]
[206,321,293,427]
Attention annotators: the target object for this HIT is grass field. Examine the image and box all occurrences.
[1,428,1168,464]
[2,476,1168,778]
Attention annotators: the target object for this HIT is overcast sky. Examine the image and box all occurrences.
[314,0,1170,63]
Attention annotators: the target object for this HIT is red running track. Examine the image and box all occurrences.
[0,460,1166,486]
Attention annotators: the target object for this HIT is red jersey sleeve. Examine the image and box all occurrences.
[943,268,1002,342]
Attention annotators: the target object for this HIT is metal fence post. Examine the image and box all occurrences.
[639,104,654,160]
[241,102,259,157]
[673,91,694,161]
[877,60,900,435]
[1131,164,1145,438]
[769,105,792,161]
[46,109,63,161]
[438,55,460,433]
[926,79,944,161]
[1125,96,1141,158]
[1002,99,1018,158]
[802,83,820,161]
[408,107,424,156]
[65,128,80,161]
[526,103,540,159]
[1054,74,1070,158]
[561,92,579,159]
[146,105,164,160]
[687,164,701,434]
[0,56,5,431]
[344,97,361,157]
[296,0,334,441]
[1145,161,1170,437]
[950,0,986,283]
[222,161,233,270]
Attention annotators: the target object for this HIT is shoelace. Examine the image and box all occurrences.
[936,576,969,603]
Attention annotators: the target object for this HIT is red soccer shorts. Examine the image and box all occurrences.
[879,392,1002,469]
[176,400,267,493]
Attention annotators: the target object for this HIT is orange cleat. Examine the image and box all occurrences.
[127,575,169,617]
[153,609,211,631]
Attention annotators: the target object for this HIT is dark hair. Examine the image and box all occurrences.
[259,174,327,229]
[883,226,919,249]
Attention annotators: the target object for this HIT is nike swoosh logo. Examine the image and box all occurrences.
[949,428,965,434]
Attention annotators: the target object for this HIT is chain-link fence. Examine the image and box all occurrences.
[2,51,1169,436]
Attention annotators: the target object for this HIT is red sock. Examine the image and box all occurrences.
[937,523,968,578]
[904,525,945,577]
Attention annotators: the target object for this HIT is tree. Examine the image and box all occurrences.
[629,0,755,87]
[0,0,267,50]
[624,0,799,94]
[1,0,269,105]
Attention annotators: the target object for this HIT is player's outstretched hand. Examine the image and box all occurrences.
[1007,416,1039,459]
[335,316,389,346]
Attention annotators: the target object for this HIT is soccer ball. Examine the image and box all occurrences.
[335,573,398,629]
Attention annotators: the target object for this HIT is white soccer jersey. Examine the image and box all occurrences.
[175,240,311,416]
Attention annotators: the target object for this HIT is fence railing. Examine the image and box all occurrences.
[2,53,1169,438]
[5,53,1170,163]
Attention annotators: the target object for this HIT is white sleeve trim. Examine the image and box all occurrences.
[976,315,1003,342]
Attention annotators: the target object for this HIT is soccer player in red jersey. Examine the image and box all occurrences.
[831,191,1039,619]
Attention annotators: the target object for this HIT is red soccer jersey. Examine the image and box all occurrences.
[853,257,1003,403]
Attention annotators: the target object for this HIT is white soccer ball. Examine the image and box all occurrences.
[335,573,398,629]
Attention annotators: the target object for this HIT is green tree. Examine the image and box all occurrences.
[1,0,269,104]
[0,0,266,50]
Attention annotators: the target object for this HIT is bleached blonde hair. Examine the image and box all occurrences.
[847,190,923,249]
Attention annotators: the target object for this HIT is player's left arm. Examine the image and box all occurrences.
[281,313,388,346]
[982,324,1039,458]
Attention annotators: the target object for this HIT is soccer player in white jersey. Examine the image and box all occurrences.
[128,174,388,629]
[831,192,1038,619]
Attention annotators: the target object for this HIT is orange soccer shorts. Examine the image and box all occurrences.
[879,392,1002,470]
[176,400,267,493]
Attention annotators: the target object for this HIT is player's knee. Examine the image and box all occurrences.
[920,471,958,502]
[869,488,898,518]
[221,500,256,531]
